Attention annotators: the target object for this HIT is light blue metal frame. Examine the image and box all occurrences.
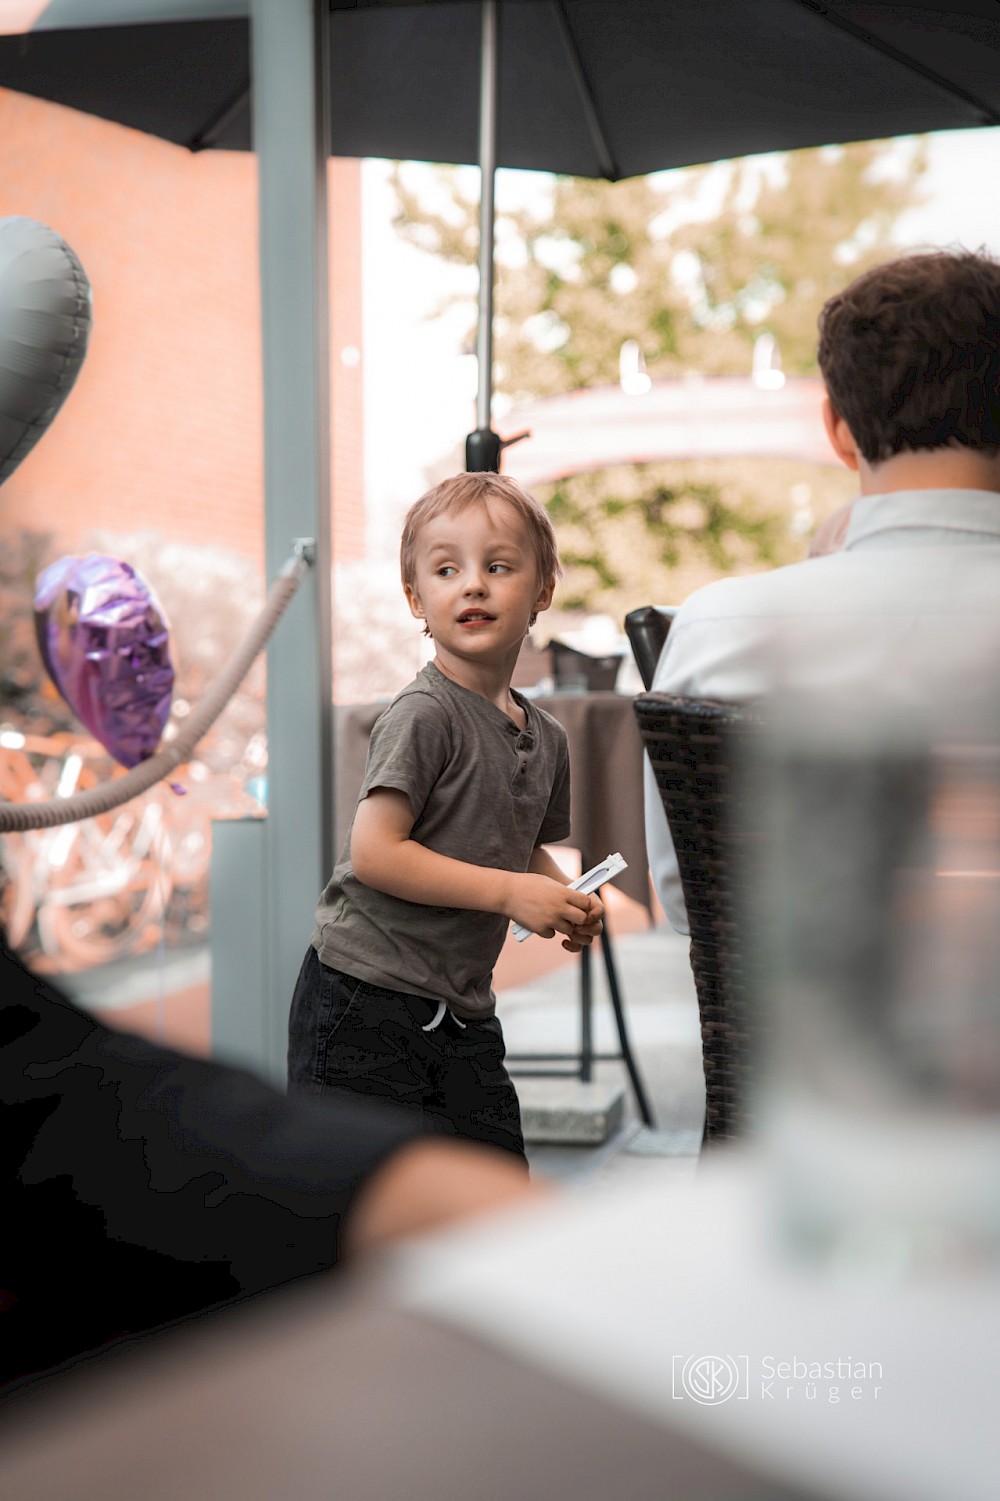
[210,0,333,1086]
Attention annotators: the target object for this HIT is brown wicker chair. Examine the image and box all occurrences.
[633,691,763,1144]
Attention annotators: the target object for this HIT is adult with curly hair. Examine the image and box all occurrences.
[645,248,1000,931]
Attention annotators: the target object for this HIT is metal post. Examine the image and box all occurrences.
[599,908,656,1126]
[466,0,500,472]
[249,0,333,1085]
[476,0,498,432]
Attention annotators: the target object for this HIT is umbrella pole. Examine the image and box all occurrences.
[466,0,500,472]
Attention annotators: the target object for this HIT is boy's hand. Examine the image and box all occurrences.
[505,875,603,945]
[560,892,604,953]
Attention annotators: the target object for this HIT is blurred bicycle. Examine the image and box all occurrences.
[0,726,261,972]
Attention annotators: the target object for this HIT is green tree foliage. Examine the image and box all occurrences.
[391,141,927,607]
[393,142,926,397]
[538,457,856,623]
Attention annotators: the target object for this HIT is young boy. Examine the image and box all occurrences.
[287,472,603,1165]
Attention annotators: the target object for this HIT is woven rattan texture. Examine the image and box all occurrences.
[635,693,761,1143]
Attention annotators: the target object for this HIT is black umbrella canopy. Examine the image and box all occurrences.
[2,0,998,177]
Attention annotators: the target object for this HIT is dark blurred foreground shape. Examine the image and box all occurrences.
[3,1131,998,1501]
[0,931,424,1392]
[0,1248,820,1501]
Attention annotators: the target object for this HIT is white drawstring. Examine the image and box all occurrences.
[421,1001,467,1032]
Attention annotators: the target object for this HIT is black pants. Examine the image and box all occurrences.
[287,946,527,1166]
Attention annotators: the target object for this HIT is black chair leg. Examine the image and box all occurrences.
[600,909,656,1128]
[579,942,594,1082]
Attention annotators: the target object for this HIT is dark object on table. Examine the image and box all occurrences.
[624,607,677,690]
[550,640,621,692]
[633,693,761,1144]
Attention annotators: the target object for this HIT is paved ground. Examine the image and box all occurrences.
[500,920,704,1189]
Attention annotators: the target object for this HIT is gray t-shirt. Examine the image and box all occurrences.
[313,662,571,1018]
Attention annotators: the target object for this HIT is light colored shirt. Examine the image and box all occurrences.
[644,488,1000,933]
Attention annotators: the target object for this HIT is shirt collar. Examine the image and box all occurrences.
[423,660,533,735]
[845,489,1000,550]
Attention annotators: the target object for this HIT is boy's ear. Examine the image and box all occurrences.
[403,582,424,622]
[533,575,555,615]
[822,394,861,473]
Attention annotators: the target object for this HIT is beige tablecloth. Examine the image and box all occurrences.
[334,691,651,911]
[0,1279,810,1501]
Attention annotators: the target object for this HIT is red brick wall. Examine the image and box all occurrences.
[0,88,364,571]
[328,156,365,561]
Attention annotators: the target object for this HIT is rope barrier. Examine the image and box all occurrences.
[0,552,310,833]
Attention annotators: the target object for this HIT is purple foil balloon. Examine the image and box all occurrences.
[34,553,174,768]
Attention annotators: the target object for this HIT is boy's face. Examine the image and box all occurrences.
[404,498,553,674]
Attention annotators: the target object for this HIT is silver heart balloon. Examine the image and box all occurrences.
[0,216,92,486]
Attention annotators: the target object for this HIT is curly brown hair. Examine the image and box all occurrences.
[817,249,1000,465]
[400,472,561,593]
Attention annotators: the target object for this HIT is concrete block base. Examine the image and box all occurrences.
[516,1078,626,1145]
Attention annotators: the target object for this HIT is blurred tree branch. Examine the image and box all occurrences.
[390,142,926,611]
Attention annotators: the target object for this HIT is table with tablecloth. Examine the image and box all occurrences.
[334,690,651,910]
[6,1151,989,1500]
[0,1163,820,1501]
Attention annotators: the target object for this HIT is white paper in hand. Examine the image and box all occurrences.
[512,852,628,943]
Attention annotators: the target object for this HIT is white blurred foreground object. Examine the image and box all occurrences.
[391,1151,1000,1501]
[512,852,627,942]
[752,693,1000,1278]
[1,1153,994,1501]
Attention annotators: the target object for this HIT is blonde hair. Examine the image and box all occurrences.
[400,472,561,595]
